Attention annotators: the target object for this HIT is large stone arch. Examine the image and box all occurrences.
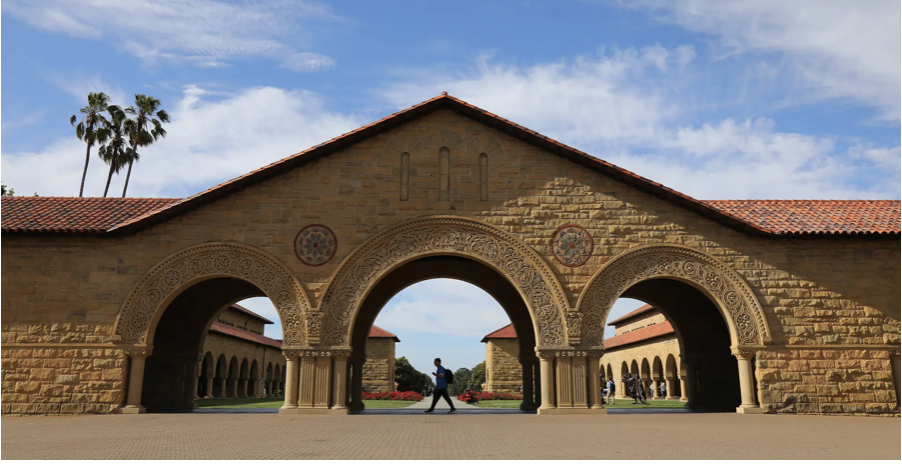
[113,242,312,347]
[317,216,570,348]
[576,244,772,348]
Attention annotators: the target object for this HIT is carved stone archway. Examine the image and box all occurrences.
[576,244,771,348]
[114,242,312,348]
[316,216,570,348]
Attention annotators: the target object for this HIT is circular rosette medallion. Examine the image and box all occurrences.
[551,224,594,267]
[295,225,337,266]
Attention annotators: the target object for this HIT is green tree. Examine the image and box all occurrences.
[394,356,433,393]
[97,106,133,197]
[1,183,14,196]
[121,94,170,197]
[451,367,472,395]
[71,92,112,197]
[467,362,486,392]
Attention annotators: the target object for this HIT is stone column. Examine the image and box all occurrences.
[538,353,555,412]
[556,355,573,408]
[664,377,675,400]
[122,348,151,414]
[733,348,764,414]
[182,355,200,411]
[684,362,699,408]
[652,379,662,399]
[331,354,349,412]
[519,355,536,410]
[588,355,603,409]
[297,354,317,408]
[239,379,249,398]
[205,376,214,398]
[281,352,300,410]
[619,379,628,399]
[679,376,688,402]
[570,354,587,408]
[314,356,332,408]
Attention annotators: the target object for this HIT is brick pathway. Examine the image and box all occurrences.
[2,413,898,459]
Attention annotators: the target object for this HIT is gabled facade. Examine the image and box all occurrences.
[1,94,899,416]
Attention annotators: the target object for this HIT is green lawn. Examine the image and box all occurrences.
[604,399,686,409]
[475,400,522,409]
[195,397,417,409]
[197,397,285,409]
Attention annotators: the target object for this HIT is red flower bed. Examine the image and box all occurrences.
[456,391,523,401]
[361,391,424,401]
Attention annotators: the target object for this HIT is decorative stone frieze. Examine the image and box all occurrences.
[577,244,772,347]
[318,217,570,348]
[114,243,312,347]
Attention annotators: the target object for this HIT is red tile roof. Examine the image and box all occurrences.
[703,200,900,235]
[481,324,517,342]
[1,197,180,234]
[229,303,274,325]
[608,304,655,326]
[2,95,898,237]
[369,325,400,342]
[604,321,675,350]
[209,322,282,349]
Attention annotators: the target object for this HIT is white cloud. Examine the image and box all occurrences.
[375,280,511,338]
[630,0,901,120]
[1,85,363,198]
[382,48,900,199]
[3,0,338,72]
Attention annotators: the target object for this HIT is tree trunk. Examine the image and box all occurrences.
[122,160,134,198]
[79,143,91,197]
[103,163,115,197]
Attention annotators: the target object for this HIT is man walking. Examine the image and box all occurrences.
[606,378,616,405]
[425,358,456,414]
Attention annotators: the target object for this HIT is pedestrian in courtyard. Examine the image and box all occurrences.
[606,378,616,405]
[659,382,667,398]
[425,358,456,414]
[635,374,647,404]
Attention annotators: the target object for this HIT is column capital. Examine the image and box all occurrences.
[285,346,352,358]
[731,347,758,360]
[536,347,605,359]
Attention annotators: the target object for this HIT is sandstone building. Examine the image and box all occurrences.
[482,325,522,393]
[600,304,684,401]
[361,326,400,393]
[2,94,899,416]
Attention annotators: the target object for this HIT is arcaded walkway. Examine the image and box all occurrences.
[2,413,898,459]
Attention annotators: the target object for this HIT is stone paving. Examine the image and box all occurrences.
[2,413,898,460]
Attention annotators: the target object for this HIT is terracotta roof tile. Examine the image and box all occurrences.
[703,200,900,235]
[228,304,274,325]
[369,325,400,342]
[1,197,180,234]
[209,322,282,349]
[607,304,655,326]
[604,321,675,350]
[481,324,517,342]
[2,96,898,238]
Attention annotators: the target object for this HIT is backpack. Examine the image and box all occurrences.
[444,368,454,384]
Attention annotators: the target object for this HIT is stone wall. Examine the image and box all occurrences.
[1,109,899,415]
[485,339,522,393]
[362,338,396,392]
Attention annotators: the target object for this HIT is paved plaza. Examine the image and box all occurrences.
[2,412,898,460]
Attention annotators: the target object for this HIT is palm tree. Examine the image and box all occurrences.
[71,92,112,197]
[97,106,133,197]
[121,94,170,197]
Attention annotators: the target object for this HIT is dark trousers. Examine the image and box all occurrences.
[429,388,454,410]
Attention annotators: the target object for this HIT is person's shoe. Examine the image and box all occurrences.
[424,410,434,413]
[448,409,456,414]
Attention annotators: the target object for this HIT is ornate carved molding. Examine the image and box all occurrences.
[576,244,772,347]
[124,348,153,358]
[731,348,757,360]
[536,347,605,358]
[114,242,312,346]
[318,216,570,348]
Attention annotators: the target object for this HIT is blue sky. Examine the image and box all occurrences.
[3,1,898,375]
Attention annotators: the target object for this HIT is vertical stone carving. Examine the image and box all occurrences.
[576,244,771,347]
[439,147,450,201]
[400,152,410,201]
[479,153,489,201]
[115,243,312,347]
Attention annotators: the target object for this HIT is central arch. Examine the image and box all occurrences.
[317,216,570,348]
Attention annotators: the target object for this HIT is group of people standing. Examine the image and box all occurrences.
[601,372,666,405]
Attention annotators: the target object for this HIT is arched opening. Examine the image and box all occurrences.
[652,356,664,398]
[665,354,680,399]
[138,277,284,412]
[344,255,541,412]
[248,360,259,397]
[619,278,742,410]
[265,363,274,397]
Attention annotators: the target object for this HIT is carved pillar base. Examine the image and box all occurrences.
[122,348,151,414]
